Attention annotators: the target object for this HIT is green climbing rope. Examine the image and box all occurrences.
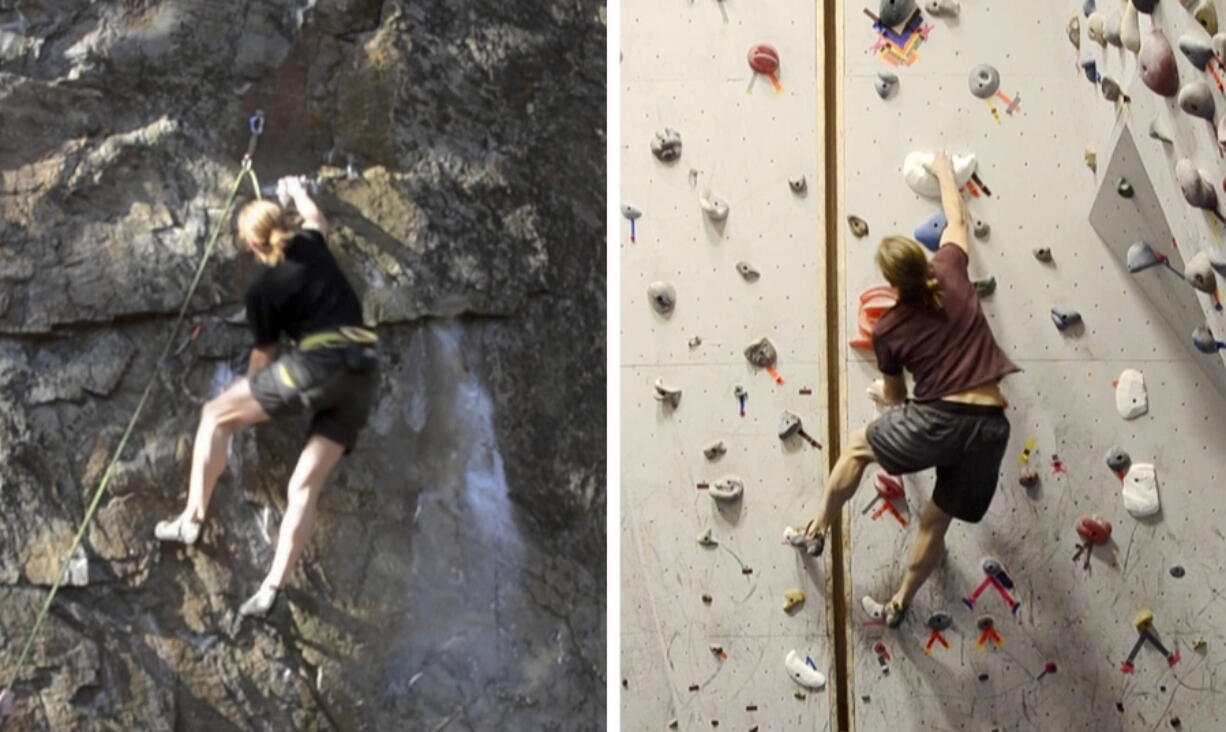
[0,119,265,708]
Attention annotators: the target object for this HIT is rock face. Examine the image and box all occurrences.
[0,1,605,730]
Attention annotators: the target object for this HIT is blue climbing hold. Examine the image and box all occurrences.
[1193,326,1226,353]
[1081,58,1100,84]
[915,210,946,252]
[1083,0,1095,17]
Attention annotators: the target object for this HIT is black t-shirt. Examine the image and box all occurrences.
[244,229,364,345]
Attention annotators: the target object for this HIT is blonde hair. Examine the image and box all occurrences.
[237,199,294,265]
[875,235,942,310]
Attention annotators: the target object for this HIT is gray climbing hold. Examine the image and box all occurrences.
[972,277,996,298]
[982,557,1003,576]
[848,215,870,238]
[1105,11,1122,47]
[925,0,959,17]
[1170,565,1186,578]
[789,175,808,194]
[778,411,821,448]
[1149,118,1174,143]
[1176,159,1221,214]
[973,219,990,239]
[1196,1,1218,34]
[697,528,719,547]
[1117,177,1135,198]
[1179,35,1215,69]
[1134,0,1157,12]
[1083,0,1095,15]
[653,378,682,408]
[875,71,899,99]
[976,616,995,631]
[1122,2,1141,52]
[1102,77,1128,103]
[737,261,761,282]
[1033,247,1053,263]
[969,64,1001,98]
[1051,307,1082,331]
[704,440,727,461]
[1179,80,1215,120]
[927,612,953,631]
[1127,242,1163,272]
[621,204,642,220]
[879,0,913,27]
[1068,13,1082,50]
[1140,28,1180,97]
[647,281,676,315]
[1019,466,1039,488]
[1087,12,1106,45]
[710,475,745,502]
[744,337,779,368]
[1185,251,1218,293]
[688,336,702,348]
[651,128,683,162]
[1193,325,1226,353]
[699,190,730,221]
[1106,447,1132,473]
[1085,148,1097,172]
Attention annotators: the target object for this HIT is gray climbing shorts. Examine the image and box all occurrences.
[865,400,1010,523]
[249,343,378,454]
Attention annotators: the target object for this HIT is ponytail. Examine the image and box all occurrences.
[875,235,944,310]
[237,199,295,265]
[922,275,943,310]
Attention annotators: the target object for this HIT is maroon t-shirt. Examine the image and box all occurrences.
[872,245,1020,401]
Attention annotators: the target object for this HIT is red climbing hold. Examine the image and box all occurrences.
[850,286,899,350]
[747,44,783,93]
[1076,515,1113,545]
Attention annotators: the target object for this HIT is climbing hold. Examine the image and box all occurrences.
[1122,462,1160,517]
[925,0,959,17]
[1127,242,1171,274]
[1116,369,1148,419]
[651,128,683,162]
[702,594,713,604]
[879,0,913,27]
[1077,515,1113,545]
[1140,28,1180,97]
[1122,2,1141,52]
[1214,32,1226,60]
[621,204,641,221]
[1149,118,1174,143]
[783,588,806,613]
[1106,447,1132,473]
[1192,325,1226,353]
[1170,565,1186,578]
[1179,35,1215,69]
[1068,13,1082,50]
[744,337,780,370]
[737,261,761,282]
[1134,0,1157,12]
[1051,307,1083,331]
[689,336,703,348]
[1196,0,1219,34]
[1033,247,1053,263]
[653,378,682,408]
[973,219,991,239]
[1082,58,1100,84]
[778,411,822,448]
[927,612,953,631]
[1019,466,1040,488]
[982,557,1003,576]
[1083,0,1096,15]
[968,64,1001,98]
[697,528,719,547]
[710,475,745,502]
[1176,159,1222,215]
[699,190,730,221]
[848,215,870,238]
[973,277,997,298]
[747,44,783,92]
[850,286,898,350]
[1085,148,1097,172]
[902,151,977,198]
[703,440,727,461]
[1135,608,1155,632]
[647,281,677,315]
[915,210,947,252]
[1102,77,1129,104]
[784,650,826,690]
[1105,11,1123,47]
[875,71,899,99]
[976,616,995,631]
[1087,12,1107,45]
[789,175,807,194]
[1117,177,1135,198]
[1179,80,1216,120]
[1185,251,1217,293]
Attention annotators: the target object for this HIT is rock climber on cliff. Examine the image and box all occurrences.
[154,176,379,617]
[802,149,1020,627]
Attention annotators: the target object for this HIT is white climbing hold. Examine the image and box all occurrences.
[875,71,899,99]
[1185,250,1218,293]
[785,650,827,690]
[902,151,977,198]
[1105,11,1123,47]
[925,0,959,16]
[710,475,744,502]
[703,440,727,460]
[653,378,682,409]
[647,281,676,315]
[789,175,808,193]
[1122,462,1160,517]
[1115,369,1148,419]
[1122,2,1141,52]
[651,128,683,162]
[782,525,807,547]
[1087,12,1106,45]
[697,528,719,547]
[1179,80,1216,121]
[1149,118,1174,143]
[699,190,729,221]
[736,261,761,282]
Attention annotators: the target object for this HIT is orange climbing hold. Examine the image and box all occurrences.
[850,285,898,350]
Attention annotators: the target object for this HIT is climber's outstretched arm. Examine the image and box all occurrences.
[285,177,328,236]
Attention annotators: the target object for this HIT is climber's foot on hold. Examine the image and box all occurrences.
[154,514,202,545]
[239,582,280,618]
[862,595,906,628]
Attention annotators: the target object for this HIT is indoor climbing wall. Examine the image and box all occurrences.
[619,1,834,729]
[841,1,1226,730]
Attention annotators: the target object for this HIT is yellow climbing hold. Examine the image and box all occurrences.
[783,588,806,613]
[1018,437,1037,465]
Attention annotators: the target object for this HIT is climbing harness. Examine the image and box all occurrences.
[0,112,267,714]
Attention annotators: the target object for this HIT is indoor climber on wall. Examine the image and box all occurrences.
[802,150,1020,627]
[154,176,380,618]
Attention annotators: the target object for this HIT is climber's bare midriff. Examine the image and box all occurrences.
[938,379,1006,407]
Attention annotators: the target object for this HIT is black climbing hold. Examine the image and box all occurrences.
[1106,447,1131,473]
[879,0,913,27]
[978,673,990,682]
[927,611,953,631]
[976,616,995,631]
[1171,716,1181,728]
[1170,566,1186,578]
[973,277,996,298]
[1117,702,1125,712]
[621,679,628,688]
[1117,177,1134,198]
[1134,0,1155,13]
[702,593,713,604]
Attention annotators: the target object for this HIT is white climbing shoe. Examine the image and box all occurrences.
[154,515,202,545]
[239,583,280,617]
[862,595,906,628]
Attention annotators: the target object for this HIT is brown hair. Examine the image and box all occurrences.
[237,199,294,265]
[875,235,942,310]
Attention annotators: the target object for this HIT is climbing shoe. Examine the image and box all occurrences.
[154,515,202,545]
[862,596,906,628]
[239,583,280,617]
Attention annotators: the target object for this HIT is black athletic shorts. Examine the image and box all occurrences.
[865,400,1010,523]
[249,344,378,453]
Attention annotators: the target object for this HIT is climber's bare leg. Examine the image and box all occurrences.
[183,379,270,522]
[263,434,346,589]
[890,500,954,610]
[810,426,877,534]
